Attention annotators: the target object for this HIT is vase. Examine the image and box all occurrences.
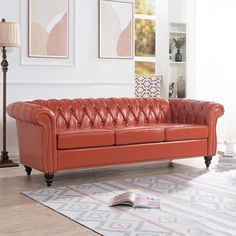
[177,76,185,98]
[175,49,182,62]
[169,46,173,61]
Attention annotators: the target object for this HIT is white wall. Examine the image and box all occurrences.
[0,0,135,155]
[169,0,187,23]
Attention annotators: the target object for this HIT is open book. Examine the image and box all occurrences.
[110,192,160,208]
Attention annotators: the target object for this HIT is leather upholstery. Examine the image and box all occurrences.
[29,98,172,129]
[58,124,208,148]
[157,123,208,141]
[114,126,165,145]
[57,128,114,150]
[7,102,57,173]
[169,99,224,155]
[57,140,208,170]
[7,98,224,173]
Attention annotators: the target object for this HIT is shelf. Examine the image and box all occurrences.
[169,61,186,64]
[169,22,186,26]
[169,22,186,32]
[169,31,186,34]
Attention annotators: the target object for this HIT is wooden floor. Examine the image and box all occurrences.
[0,157,219,236]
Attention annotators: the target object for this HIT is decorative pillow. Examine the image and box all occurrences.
[135,74,162,98]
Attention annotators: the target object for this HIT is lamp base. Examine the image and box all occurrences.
[0,150,19,168]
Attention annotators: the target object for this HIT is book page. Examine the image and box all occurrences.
[110,192,160,208]
[110,192,135,206]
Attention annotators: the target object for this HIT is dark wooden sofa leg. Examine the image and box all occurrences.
[44,173,54,186]
[24,166,32,176]
[168,160,174,168]
[204,156,212,168]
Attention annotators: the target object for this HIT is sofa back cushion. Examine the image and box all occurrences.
[30,98,172,129]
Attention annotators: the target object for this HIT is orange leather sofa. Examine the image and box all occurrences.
[7,98,224,186]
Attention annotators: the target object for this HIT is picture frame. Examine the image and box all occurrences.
[28,0,69,59]
[99,0,133,59]
[20,0,77,66]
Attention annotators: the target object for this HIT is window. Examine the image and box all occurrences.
[135,0,156,76]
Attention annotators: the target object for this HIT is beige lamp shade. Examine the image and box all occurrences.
[0,20,21,47]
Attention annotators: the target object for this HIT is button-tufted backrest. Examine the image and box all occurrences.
[169,99,215,125]
[30,98,172,129]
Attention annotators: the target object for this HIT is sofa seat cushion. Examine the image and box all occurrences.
[114,126,165,145]
[57,128,114,150]
[159,123,208,141]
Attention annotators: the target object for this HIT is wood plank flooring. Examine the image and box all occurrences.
[0,157,219,236]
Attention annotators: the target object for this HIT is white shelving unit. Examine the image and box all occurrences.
[156,0,189,99]
[168,1,187,99]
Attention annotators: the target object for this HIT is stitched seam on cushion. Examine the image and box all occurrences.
[117,128,164,133]
[59,130,113,137]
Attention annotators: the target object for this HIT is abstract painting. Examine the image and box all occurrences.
[99,0,133,59]
[28,0,68,58]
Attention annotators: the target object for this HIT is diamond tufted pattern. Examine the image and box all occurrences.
[30,98,172,130]
[169,98,224,155]
[169,99,224,125]
[6,97,224,176]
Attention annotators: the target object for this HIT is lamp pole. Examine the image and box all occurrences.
[0,18,18,167]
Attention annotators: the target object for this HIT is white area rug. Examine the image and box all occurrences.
[23,169,236,236]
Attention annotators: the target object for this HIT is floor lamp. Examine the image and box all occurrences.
[0,19,20,168]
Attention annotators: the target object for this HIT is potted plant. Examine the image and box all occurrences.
[173,36,185,62]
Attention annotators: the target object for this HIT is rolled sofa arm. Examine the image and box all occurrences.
[7,102,57,173]
[169,99,224,156]
[7,102,55,125]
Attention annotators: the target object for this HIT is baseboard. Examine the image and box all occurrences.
[8,153,20,164]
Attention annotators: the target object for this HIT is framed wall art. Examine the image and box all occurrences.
[99,0,133,59]
[29,0,69,58]
[20,0,76,66]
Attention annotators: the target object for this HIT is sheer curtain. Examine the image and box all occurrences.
[195,0,236,142]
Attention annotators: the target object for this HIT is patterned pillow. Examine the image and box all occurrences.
[135,74,162,98]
